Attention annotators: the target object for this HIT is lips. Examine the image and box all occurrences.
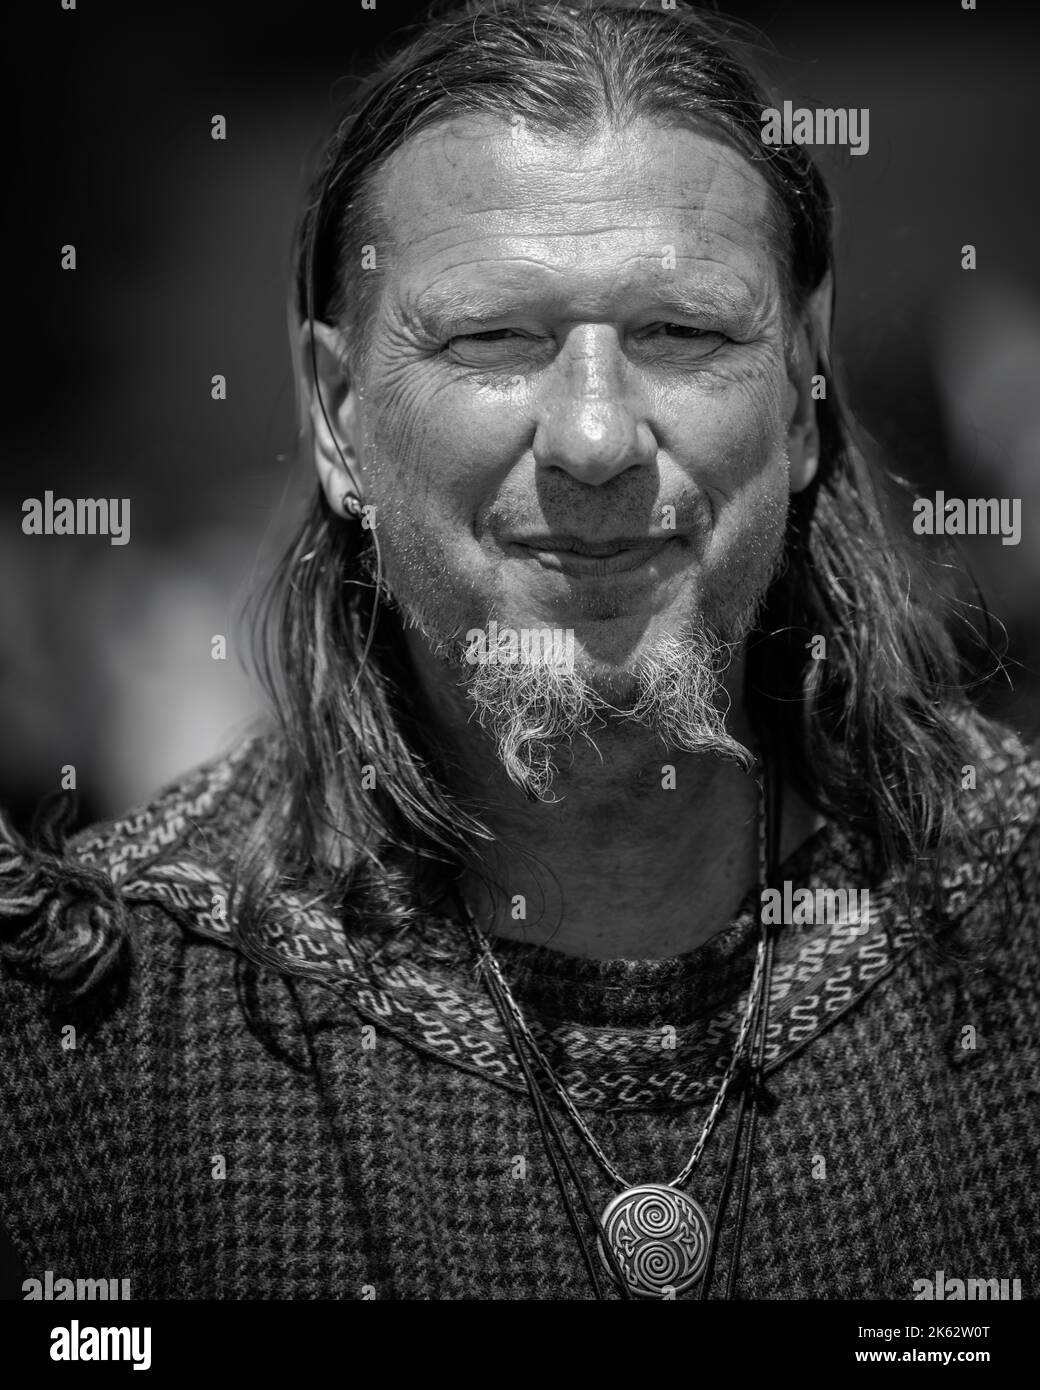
[509,535,678,577]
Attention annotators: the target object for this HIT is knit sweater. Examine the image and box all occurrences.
[1,724,1038,1301]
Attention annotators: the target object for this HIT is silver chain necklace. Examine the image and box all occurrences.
[461,764,771,1300]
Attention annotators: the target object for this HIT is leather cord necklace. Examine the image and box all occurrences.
[458,754,780,1300]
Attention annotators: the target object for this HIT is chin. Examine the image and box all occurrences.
[567,650,649,703]
[565,609,700,671]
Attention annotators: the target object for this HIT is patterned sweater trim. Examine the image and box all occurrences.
[4,724,1039,1113]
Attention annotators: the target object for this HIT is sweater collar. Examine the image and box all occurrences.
[70,728,1040,1111]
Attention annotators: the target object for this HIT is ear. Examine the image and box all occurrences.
[299,320,364,518]
[784,272,833,495]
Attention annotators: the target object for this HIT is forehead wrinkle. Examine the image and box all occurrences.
[400,211,778,281]
[404,240,777,326]
[394,187,776,253]
[381,122,776,238]
[412,270,764,318]
[390,201,783,319]
[377,122,789,333]
[693,141,724,241]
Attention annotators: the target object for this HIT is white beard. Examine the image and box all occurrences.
[458,620,753,801]
[364,464,788,800]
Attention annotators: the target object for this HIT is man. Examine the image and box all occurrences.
[1,0,1037,1302]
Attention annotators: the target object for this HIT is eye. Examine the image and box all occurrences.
[445,329,542,367]
[636,324,729,361]
[650,324,725,340]
[449,329,524,344]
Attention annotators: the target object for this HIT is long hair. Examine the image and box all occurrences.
[228,0,1010,952]
[0,0,1014,1007]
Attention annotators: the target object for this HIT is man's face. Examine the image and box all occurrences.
[335,115,810,694]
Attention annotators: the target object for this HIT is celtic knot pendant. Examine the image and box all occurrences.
[598,1183,712,1299]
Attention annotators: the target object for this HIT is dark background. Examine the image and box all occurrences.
[2,0,1038,829]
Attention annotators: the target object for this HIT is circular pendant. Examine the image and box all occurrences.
[598,1183,712,1299]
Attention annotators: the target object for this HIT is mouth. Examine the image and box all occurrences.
[507,535,681,578]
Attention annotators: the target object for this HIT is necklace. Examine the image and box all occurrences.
[461,761,773,1300]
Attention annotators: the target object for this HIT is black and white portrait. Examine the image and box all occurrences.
[2,0,1037,1347]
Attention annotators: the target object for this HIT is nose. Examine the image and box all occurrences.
[531,326,658,485]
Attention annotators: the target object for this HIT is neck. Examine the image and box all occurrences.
[408,636,824,960]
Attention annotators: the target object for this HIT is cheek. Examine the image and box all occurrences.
[668,373,791,581]
[661,371,790,543]
[363,364,519,527]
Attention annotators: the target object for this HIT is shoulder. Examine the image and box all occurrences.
[956,707,1040,802]
[928,712,1040,995]
[0,732,271,1000]
[68,732,270,886]
[952,710,1040,879]
[0,738,335,1282]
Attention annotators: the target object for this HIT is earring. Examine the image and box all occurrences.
[341,492,363,519]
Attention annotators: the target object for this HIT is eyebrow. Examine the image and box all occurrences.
[411,279,758,331]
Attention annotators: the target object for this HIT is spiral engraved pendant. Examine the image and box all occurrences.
[598,1184,711,1298]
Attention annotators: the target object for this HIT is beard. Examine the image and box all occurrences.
[395,524,780,797]
[363,472,788,801]
[459,619,755,800]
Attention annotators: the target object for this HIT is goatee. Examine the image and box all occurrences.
[460,621,754,801]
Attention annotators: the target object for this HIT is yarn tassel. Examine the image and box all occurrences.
[0,793,128,996]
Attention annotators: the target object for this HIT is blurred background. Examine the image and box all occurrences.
[2,0,1038,830]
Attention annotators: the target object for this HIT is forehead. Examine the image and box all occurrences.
[372,114,784,320]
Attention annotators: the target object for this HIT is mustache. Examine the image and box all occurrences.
[483,483,709,540]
